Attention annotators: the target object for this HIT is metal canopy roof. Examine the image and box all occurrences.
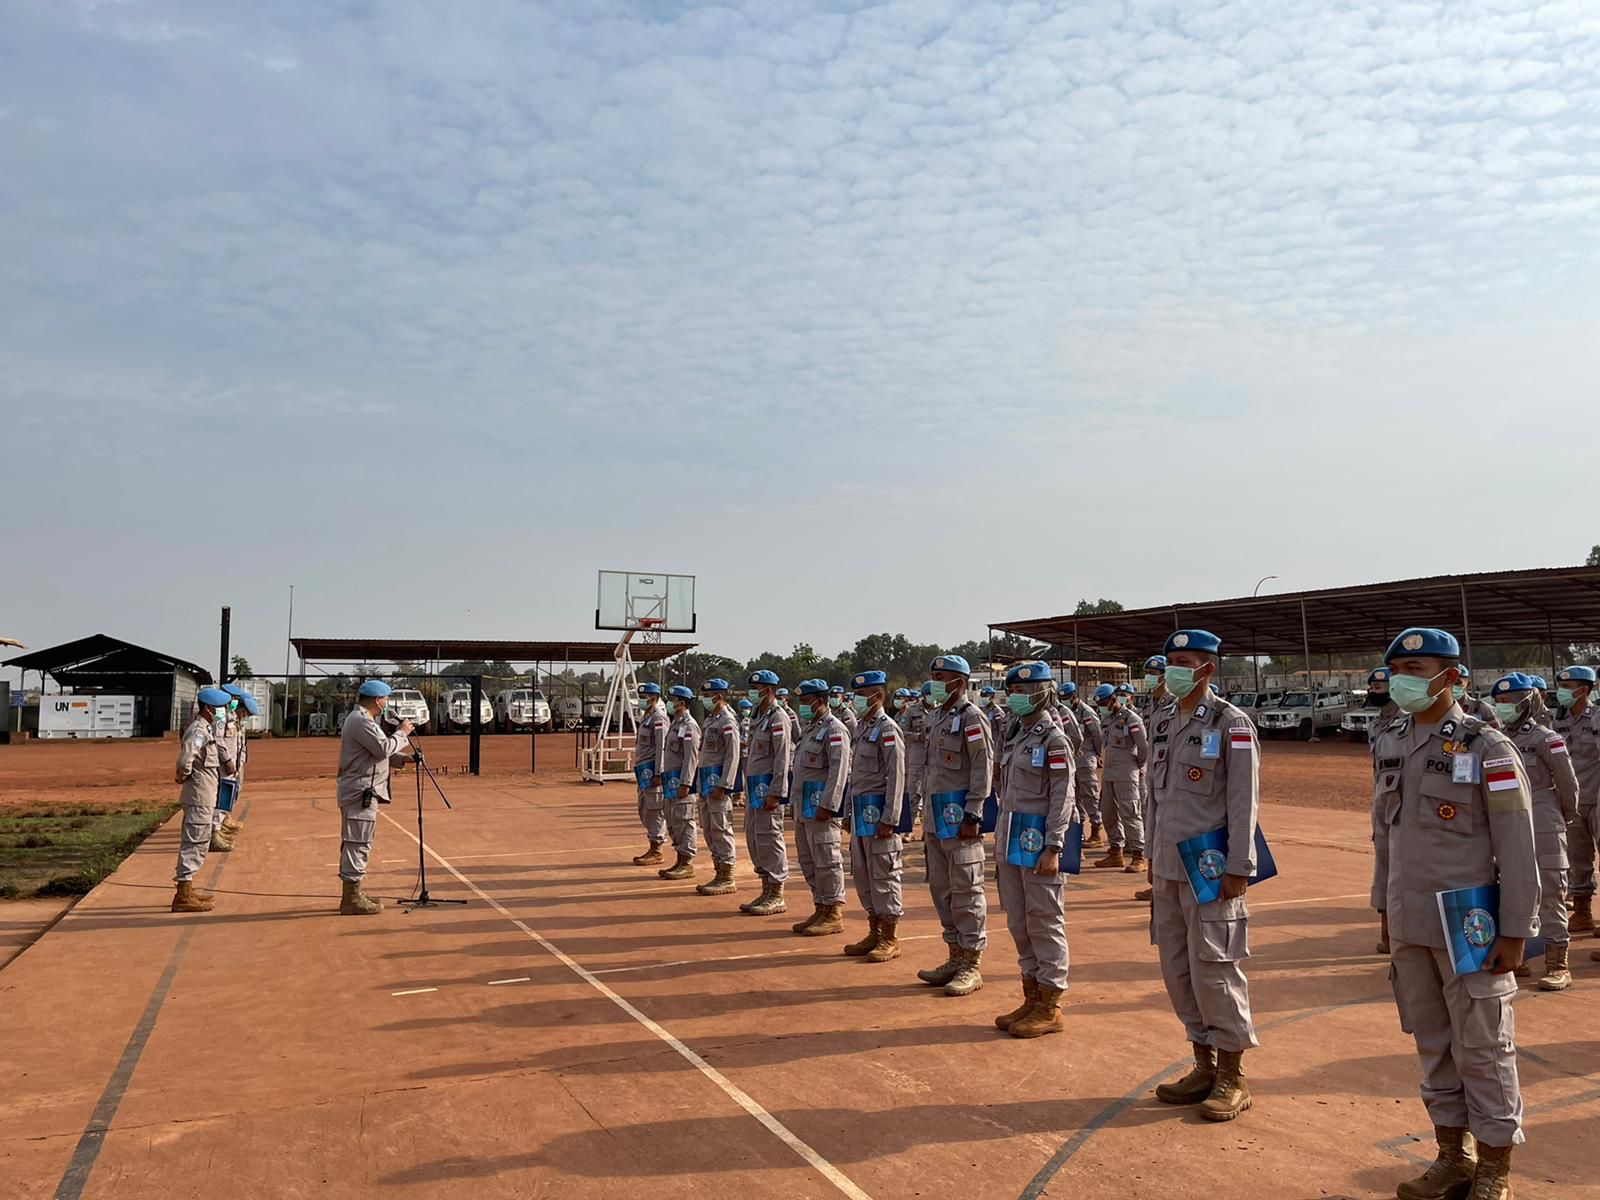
[3,634,212,684]
[289,637,696,665]
[992,566,1600,664]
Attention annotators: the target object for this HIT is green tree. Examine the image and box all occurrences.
[229,655,252,678]
[1074,598,1125,615]
[1587,544,1600,567]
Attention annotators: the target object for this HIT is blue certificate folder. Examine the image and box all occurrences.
[1002,813,1083,875]
[1436,884,1545,976]
[747,773,774,810]
[216,778,239,813]
[799,779,827,820]
[1177,825,1277,904]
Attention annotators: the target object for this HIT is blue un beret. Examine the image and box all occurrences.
[893,687,911,698]
[979,687,995,697]
[668,685,695,700]
[1093,683,1117,701]
[920,681,933,696]
[1144,655,1167,670]
[703,678,730,692]
[1491,673,1536,697]
[1384,627,1460,663]
[357,680,391,699]
[796,679,829,697]
[1530,675,1548,689]
[221,682,247,699]
[1367,667,1391,686]
[748,669,779,686]
[638,682,662,696]
[220,683,260,715]
[737,698,753,711]
[197,686,233,707]
[1115,682,1135,694]
[1164,630,1221,656]
[1005,660,1053,686]
[930,654,972,676]
[830,685,845,695]
[776,687,790,697]
[1557,666,1598,684]
[1058,681,1078,697]
[853,670,888,688]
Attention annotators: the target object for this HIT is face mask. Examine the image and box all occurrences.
[798,702,818,721]
[1096,705,1112,718]
[228,699,240,712]
[1164,665,1201,699]
[1144,673,1161,688]
[1494,701,1524,725]
[1006,693,1037,716]
[1556,687,1578,709]
[852,695,870,715]
[1365,691,1388,708]
[704,696,720,710]
[826,696,840,709]
[1389,672,1444,714]
[1450,684,1466,701]
[927,680,949,705]
[747,688,762,704]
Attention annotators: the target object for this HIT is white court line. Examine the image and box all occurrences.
[447,846,628,860]
[589,935,942,976]
[487,976,531,986]
[380,811,872,1200]
[391,987,438,996]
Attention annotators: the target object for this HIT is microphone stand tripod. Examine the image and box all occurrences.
[396,735,467,911]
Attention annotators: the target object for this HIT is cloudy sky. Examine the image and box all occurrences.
[3,0,1598,681]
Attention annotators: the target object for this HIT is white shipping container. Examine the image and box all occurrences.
[240,678,273,735]
[39,694,135,739]
[91,695,135,738]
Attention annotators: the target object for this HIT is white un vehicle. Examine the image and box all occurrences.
[439,687,494,733]
[385,688,431,732]
[494,687,552,733]
[1255,690,1348,740]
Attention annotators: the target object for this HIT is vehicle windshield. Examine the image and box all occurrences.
[394,691,421,702]
[512,690,531,702]
[1237,695,1257,708]
[1278,692,1312,707]
[533,690,547,701]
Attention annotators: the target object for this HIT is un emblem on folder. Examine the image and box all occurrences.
[861,803,882,826]
[1019,827,1044,854]
[942,802,964,828]
[1462,908,1496,948]
[1197,849,1226,881]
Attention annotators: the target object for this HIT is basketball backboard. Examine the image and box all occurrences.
[596,571,696,633]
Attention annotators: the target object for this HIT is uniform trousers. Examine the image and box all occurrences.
[850,832,903,919]
[924,833,987,951]
[745,802,789,883]
[1151,877,1258,1053]
[1389,940,1523,1146]
[1102,779,1145,854]
[699,794,735,866]
[795,815,845,905]
[1539,862,1569,944]
[175,802,216,883]
[339,807,377,882]
[1570,804,1599,899]
[667,794,699,858]
[996,814,1068,988]
[637,788,667,845]
[1074,753,1101,826]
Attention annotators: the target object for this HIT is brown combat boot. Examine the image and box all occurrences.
[1084,821,1104,848]
[170,881,214,913]
[696,862,736,896]
[221,816,243,834]
[739,877,767,912]
[866,918,901,962]
[843,914,881,956]
[994,977,1040,1031]
[804,903,845,937]
[1570,894,1594,933]
[632,841,664,866]
[1094,847,1127,869]
[339,879,380,916]
[1537,942,1572,991]
[944,947,984,996]
[1134,886,1153,901]
[1155,1043,1216,1104]
[1124,853,1148,874]
[1396,1125,1476,1200]
[791,904,825,933]
[209,829,233,853]
[1466,1143,1512,1199]
[658,852,695,880]
[1198,1049,1252,1121]
[917,945,962,987]
[746,881,786,916]
[1009,983,1065,1038]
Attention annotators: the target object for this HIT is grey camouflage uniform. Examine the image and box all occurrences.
[334,707,409,883]
[1101,704,1148,854]
[698,704,741,867]
[849,709,906,921]
[662,709,702,858]
[793,710,851,906]
[1552,701,1600,899]
[744,700,793,884]
[1069,699,1104,826]
[922,695,993,952]
[996,716,1074,989]
[633,701,671,845]
[1508,717,1579,945]
[174,715,236,883]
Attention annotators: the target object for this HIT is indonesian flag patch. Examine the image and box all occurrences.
[1230,729,1254,751]
[965,725,985,743]
[883,732,897,746]
[829,734,843,747]
[1550,737,1568,754]
[1484,756,1519,792]
[1047,751,1068,770]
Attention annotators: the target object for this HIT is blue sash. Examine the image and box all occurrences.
[982,790,998,834]
[217,777,239,814]
[930,790,969,840]
[697,766,723,798]
[799,778,827,820]
[634,761,655,790]
[896,793,916,834]
[747,773,774,811]
[661,769,682,798]
[852,793,888,838]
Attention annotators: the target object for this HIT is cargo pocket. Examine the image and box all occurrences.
[1387,962,1414,1034]
[1197,917,1248,963]
[1461,970,1517,1049]
[950,837,985,897]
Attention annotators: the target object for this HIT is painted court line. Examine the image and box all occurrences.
[379,811,872,1200]
[391,987,438,996]
[488,976,531,986]
[590,935,943,976]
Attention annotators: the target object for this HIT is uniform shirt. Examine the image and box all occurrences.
[1460,694,1501,728]
[177,716,236,788]
[746,701,794,800]
[922,696,994,823]
[1100,705,1149,783]
[700,705,741,789]
[781,703,802,746]
[1367,701,1403,764]
[1371,706,1539,948]
[335,707,409,808]
[738,713,753,770]
[1552,701,1600,807]
[633,701,671,787]
[661,709,702,789]
[1070,701,1104,757]
[999,717,1074,850]
[850,708,906,827]
[1148,696,1259,884]
[901,700,931,771]
[793,711,851,816]
[834,703,859,736]
[1507,718,1579,865]
[220,715,248,782]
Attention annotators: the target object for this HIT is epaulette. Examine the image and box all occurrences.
[1457,714,1487,746]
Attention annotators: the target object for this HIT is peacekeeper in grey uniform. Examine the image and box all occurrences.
[1364,667,1403,955]
[789,679,851,937]
[1093,683,1148,873]
[170,686,239,913]
[992,662,1075,1040]
[1374,629,1539,1200]
[900,686,931,828]
[1061,682,1105,844]
[335,680,413,917]
[915,654,994,998]
[631,683,671,866]
[829,685,858,736]
[212,683,253,848]
[777,687,803,745]
[1455,667,1501,728]
[1489,674,1579,991]
[693,678,741,897]
[732,697,754,808]
[1551,666,1600,942]
[842,671,906,963]
[1145,630,1259,1124]
[741,671,794,916]
[658,685,702,881]
[1140,655,1176,840]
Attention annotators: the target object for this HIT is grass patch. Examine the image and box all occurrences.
[0,801,178,899]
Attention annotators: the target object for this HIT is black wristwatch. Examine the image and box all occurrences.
[961,813,982,827]
[1044,844,1062,854]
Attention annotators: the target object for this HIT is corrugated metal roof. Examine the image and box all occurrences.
[289,637,695,664]
[3,634,212,683]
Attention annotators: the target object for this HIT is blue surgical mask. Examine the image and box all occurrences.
[1390,672,1444,714]
[746,688,762,704]
[1450,684,1466,701]
[799,702,818,721]
[1164,665,1201,699]
[1096,705,1112,718]
[1494,701,1523,725]
[852,695,870,715]
[1144,673,1161,688]
[1557,687,1578,709]
[1006,693,1037,716]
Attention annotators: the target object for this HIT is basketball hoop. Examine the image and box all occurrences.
[637,617,664,646]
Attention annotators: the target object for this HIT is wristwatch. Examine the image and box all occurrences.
[961,813,982,827]
[1044,844,1062,854]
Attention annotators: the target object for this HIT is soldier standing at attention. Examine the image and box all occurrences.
[170,686,239,913]
[658,685,702,881]
[830,684,858,736]
[1551,666,1600,942]
[334,680,413,917]
[732,697,754,809]
[916,654,993,998]
[1374,629,1538,1200]
[631,683,671,867]
[215,683,255,845]
[1489,674,1579,991]
[992,662,1074,1039]
[1456,667,1501,727]
[842,671,906,962]
[1061,682,1105,846]
[1094,684,1148,875]
[741,671,793,916]
[1141,654,1175,849]
[1146,630,1259,1123]
[1364,668,1402,955]
[694,679,741,897]
[789,679,851,937]
[902,685,931,836]
[777,687,803,745]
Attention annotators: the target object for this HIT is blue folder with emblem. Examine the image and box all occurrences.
[1002,813,1083,874]
[1436,883,1545,976]
[697,766,723,797]
[634,761,655,790]
[746,772,774,810]
[216,777,239,814]
[1177,825,1277,905]
[896,793,916,834]
[852,793,888,837]
[799,778,827,820]
[981,791,998,834]
[930,790,969,840]
[660,769,682,798]
[1063,818,1082,875]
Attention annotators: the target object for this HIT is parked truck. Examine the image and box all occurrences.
[1256,690,1349,740]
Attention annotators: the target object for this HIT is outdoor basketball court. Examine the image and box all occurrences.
[3,765,1597,1199]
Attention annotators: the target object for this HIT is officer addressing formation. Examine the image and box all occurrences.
[165,618,1598,1198]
